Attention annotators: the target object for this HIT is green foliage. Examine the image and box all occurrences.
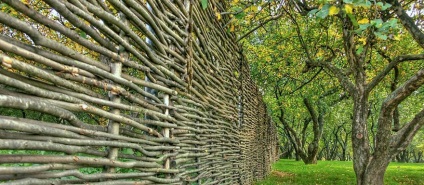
[315,4,330,19]
[122,148,134,155]
[201,0,208,9]
[228,6,246,20]
[78,30,87,39]
[233,1,424,175]
[79,167,103,174]
[256,160,424,185]
[307,0,400,44]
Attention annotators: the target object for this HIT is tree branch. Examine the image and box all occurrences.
[287,68,322,95]
[382,69,424,111]
[384,0,424,49]
[375,69,424,157]
[0,95,103,131]
[390,107,424,156]
[312,60,356,95]
[367,53,424,92]
[0,155,161,168]
[236,13,283,42]
[284,6,355,94]
[304,98,318,125]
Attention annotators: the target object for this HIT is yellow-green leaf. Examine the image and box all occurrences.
[393,35,401,41]
[329,6,339,16]
[358,18,369,24]
[358,38,366,45]
[216,12,222,20]
[230,24,235,32]
[201,0,208,9]
[344,4,353,14]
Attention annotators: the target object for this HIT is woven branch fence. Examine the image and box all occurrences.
[0,0,279,184]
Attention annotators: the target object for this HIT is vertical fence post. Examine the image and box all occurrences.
[106,0,126,173]
[144,2,158,108]
[145,1,172,178]
[163,93,171,174]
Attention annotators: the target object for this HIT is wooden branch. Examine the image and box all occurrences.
[304,98,318,125]
[0,164,80,175]
[0,116,168,147]
[287,68,323,95]
[374,69,424,157]
[384,0,424,49]
[236,13,283,42]
[390,108,424,156]
[381,69,424,111]
[367,53,424,92]
[0,73,85,104]
[313,60,356,95]
[0,95,104,131]
[0,155,162,168]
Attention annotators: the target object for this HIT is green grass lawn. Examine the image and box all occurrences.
[255,159,424,185]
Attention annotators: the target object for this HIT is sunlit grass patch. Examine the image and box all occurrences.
[256,159,424,185]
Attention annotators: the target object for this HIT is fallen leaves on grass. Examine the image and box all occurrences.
[272,170,294,178]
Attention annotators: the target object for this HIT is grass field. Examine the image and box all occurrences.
[255,159,424,185]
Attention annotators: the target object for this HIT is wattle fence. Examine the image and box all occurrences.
[0,0,279,184]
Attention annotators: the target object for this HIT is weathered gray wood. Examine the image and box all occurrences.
[0,0,279,184]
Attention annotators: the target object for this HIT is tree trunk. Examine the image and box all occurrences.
[351,90,371,185]
[417,151,423,163]
[362,164,389,185]
[295,153,301,161]
[341,146,346,161]
[351,85,403,185]
[396,150,408,163]
[303,156,317,164]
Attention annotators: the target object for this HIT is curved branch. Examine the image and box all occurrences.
[373,69,424,159]
[304,98,318,125]
[390,108,424,156]
[288,68,322,95]
[0,54,102,98]
[284,6,355,94]
[312,60,356,95]
[0,170,163,182]
[0,131,161,157]
[0,116,166,146]
[0,95,104,131]
[382,69,424,111]
[0,73,85,104]
[367,53,424,92]
[0,117,87,139]
[236,13,283,42]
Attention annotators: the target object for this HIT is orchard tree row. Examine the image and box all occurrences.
[225,0,424,184]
